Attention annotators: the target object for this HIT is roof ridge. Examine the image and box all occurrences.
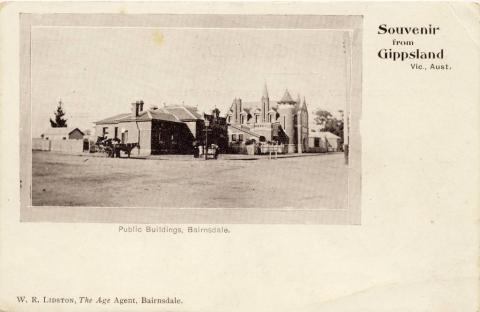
[182,106,198,119]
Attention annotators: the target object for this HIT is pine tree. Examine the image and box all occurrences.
[50,100,67,127]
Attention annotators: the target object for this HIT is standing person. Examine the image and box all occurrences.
[193,140,199,158]
[212,143,219,159]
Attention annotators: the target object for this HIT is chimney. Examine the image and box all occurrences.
[131,100,144,117]
[131,102,137,116]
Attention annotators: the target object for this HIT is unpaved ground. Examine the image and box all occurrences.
[32,151,348,209]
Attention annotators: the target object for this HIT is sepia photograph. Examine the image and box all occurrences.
[2,3,478,312]
[20,14,362,223]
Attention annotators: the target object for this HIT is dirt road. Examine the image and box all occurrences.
[32,151,347,209]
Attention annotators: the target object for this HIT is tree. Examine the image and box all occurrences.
[314,109,344,143]
[314,110,332,128]
[50,100,67,127]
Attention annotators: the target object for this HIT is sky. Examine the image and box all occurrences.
[31,26,349,137]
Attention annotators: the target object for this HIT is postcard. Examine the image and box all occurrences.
[0,2,478,312]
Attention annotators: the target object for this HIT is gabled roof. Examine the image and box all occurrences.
[95,113,131,125]
[227,101,278,115]
[309,131,340,139]
[43,127,84,136]
[94,105,203,125]
[184,106,203,119]
[227,86,306,116]
[163,106,202,121]
[119,110,153,122]
[149,110,179,122]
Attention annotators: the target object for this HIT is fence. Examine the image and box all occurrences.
[32,138,83,154]
[228,144,248,154]
[259,144,285,154]
[32,138,51,151]
[228,143,285,155]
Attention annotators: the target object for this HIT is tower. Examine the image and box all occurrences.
[231,98,243,124]
[296,94,302,154]
[277,89,297,153]
[301,97,309,153]
[261,82,269,122]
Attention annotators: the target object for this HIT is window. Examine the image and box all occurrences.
[239,134,244,142]
[255,115,258,123]
[102,127,108,137]
[232,134,237,141]
[114,127,118,139]
[122,131,128,144]
[241,115,244,124]
[314,138,320,147]
[269,115,272,122]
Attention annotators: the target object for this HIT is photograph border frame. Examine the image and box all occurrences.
[19,13,362,224]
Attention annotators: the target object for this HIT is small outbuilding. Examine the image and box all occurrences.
[308,131,341,152]
[41,127,85,140]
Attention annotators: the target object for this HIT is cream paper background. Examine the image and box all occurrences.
[0,2,478,312]
[18,13,363,225]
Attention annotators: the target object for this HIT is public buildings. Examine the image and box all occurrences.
[226,84,309,153]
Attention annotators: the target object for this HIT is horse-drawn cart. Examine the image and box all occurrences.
[96,137,138,158]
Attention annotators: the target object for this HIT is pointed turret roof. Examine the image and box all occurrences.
[279,89,295,103]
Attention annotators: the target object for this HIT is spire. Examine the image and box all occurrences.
[296,93,301,110]
[302,96,308,111]
[262,82,269,99]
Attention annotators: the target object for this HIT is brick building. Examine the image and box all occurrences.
[94,101,205,155]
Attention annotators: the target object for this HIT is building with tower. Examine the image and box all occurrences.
[226,84,309,153]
